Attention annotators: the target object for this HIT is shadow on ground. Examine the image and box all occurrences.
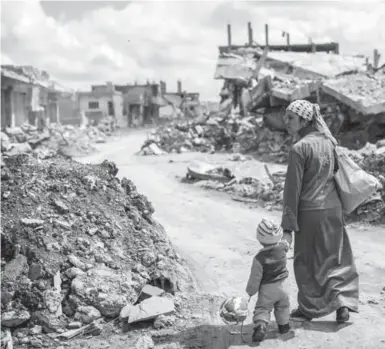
[152,320,352,349]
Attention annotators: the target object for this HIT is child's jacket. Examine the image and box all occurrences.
[246,241,289,297]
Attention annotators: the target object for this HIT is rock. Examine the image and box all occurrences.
[55,220,71,230]
[52,200,69,214]
[65,267,85,279]
[1,290,14,306]
[1,131,11,151]
[20,218,44,227]
[134,334,154,349]
[67,321,82,329]
[29,263,43,281]
[20,337,30,344]
[138,284,165,302]
[122,296,175,324]
[95,253,113,265]
[74,306,101,324]
[30,310,66,333]
[71,266,136,317]
[2,309,31,327]
[141,251,156,267]
[87,227,98,236]
[153,314,176,329]
[30,337,43,348]
[5,142,33,156]
[5,126,23,136]
[68,255,86,271]
[30,325,43,335]
[3,254,28,282]
[43,289,62,314]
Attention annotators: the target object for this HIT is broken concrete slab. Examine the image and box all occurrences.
[68,255,86,271]
[3,255,28,282]
[139,284,165,302]
[2,310,31,327]
[74,306,101,324]
[120,296,175,323]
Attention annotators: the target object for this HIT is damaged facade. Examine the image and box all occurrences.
[77,82,124,127]
[1,65,74,129]
[161,80,201,119]
[115,82,164,127]
[214,23,385,148]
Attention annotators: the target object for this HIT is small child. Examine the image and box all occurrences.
[246,218,291,342]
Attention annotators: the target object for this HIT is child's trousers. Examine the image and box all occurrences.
[253,278,290,325]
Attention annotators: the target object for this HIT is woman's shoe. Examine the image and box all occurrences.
[336,307,350,323]
[290,308,312,321]
[252,323,267,342]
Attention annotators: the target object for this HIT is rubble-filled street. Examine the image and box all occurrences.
[73,130,385,349]
[2,1,385,349]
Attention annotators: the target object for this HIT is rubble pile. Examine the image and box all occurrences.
[1,154,191,347]
[1,123,108,160]
[140,115,292,163]
[185,154,385,223]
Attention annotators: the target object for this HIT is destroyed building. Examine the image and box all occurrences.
[1,65,75,129]
[214,23,385,148]
[77,83,125,127]
[115,81,165,127]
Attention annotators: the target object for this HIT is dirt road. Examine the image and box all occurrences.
[78,130,385,349]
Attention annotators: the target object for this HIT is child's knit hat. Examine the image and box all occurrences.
[257,219,283,245]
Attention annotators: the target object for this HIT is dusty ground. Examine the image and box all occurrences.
[75,129,385,349]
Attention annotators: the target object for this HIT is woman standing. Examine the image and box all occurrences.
[281,100,359,323]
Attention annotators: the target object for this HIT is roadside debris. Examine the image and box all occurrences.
[184,151,385,223]
[1,122,109,160]
[0,154,191,346]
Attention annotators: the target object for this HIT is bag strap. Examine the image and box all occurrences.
[333,147,339,174]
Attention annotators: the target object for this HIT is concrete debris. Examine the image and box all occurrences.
[140,115,291,163]
[74,306,101,324]
[68,255,86,271]
[1,154,190,345]
[65,267,86,279]
[134,334,155,349]
[139,284,165,301]
[2,309,31,327]
[2,255,29,283]
[122,296,175,324]
[1,122,111,160]
[67,321,82,329]
[30,325,43,335]
[185,153,385,223]
[153,314,176,329]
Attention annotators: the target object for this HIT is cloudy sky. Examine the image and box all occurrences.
[1,0,384,100]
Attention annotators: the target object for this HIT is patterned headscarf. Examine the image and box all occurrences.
[286,99,338,146]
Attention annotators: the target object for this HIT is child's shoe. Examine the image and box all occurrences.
[336,307,349,323]
[278,323,290,334]
[252,323,267,342]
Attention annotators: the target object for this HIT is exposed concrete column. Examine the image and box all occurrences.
[227,24,232,48]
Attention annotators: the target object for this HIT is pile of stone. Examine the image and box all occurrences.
[1,154,191,347]
[139,113,291,163]
[1,123,108,160]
